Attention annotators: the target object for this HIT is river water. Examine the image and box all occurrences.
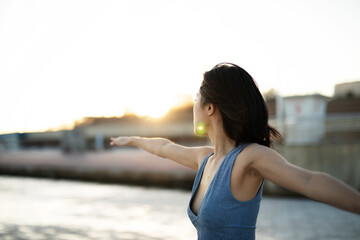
[1,176,359,240]
[0,176,196,240]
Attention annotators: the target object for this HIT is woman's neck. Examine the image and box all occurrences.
[207,121,236,161]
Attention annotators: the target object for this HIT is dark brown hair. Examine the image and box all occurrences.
[200,63,282,147]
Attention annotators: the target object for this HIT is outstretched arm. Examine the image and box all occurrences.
[248,144,360,214]
[110,136,213,170]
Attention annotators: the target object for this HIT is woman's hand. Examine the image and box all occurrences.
[110,136,135,147]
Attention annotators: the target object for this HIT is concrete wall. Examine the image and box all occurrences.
[264,143,360,195]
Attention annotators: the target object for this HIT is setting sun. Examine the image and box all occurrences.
[127,94,194,119]
[129,97,175,119]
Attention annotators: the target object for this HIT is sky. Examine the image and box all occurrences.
[1,0,360,134]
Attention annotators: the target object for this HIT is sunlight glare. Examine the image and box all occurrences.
[196,121,206,136]
[130,94,176,118]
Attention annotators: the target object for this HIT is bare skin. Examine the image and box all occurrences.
[110,93,360,215]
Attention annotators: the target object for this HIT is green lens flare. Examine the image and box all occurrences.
[196,122,206,136]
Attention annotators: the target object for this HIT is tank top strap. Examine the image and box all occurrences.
[191,153,213,194]
[220,143,264,202]
[222,143,249,171]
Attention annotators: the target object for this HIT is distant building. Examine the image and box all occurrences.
[274,94,328,145]
[334,81,360,99]
[266,81,360,144]
[324,96,360,143]
[326,97,360,114]
[0,133,22,151]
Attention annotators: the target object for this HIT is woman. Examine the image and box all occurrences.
[110,63,360,240]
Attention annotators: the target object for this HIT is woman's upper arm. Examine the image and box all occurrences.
[162,142,213,170]
[250,145,312,195]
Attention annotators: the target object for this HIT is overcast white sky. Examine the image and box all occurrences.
[1,0,360,133]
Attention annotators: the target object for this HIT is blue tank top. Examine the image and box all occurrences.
[187,144,264,240]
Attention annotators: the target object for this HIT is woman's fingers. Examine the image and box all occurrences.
[110,136,129,146]
[110,137,118,146]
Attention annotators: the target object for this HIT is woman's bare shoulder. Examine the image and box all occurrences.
[240,143,280,163]
[244,143,275,153]
[197,145,214,158]
[190,146,213,167]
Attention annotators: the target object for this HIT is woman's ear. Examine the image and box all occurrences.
[207,103,215,116]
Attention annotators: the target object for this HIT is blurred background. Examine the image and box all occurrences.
[1,0,360,239]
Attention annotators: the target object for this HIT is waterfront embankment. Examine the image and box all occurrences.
[0,149,196,189]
